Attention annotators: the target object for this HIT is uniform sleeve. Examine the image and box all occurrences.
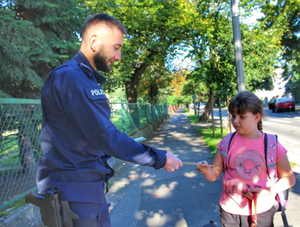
[53,69,167,169]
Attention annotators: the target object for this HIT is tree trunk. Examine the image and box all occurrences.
[125,51,157,103]
[218,99,223,138]
[227,97,232,133]
[125,62,151,128]
[125,63,149,103]
[150,83,158,104]
[210,88,215,138]
[197,93,203,116]
[199,94,216,122]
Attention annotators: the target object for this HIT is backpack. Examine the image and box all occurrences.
[219,132,289,227]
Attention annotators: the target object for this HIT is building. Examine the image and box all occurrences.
[255,68,292,105]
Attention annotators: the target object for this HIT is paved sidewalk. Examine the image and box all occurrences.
[107,109,300,227]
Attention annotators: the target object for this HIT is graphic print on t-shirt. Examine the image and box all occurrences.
[234,150,264,181]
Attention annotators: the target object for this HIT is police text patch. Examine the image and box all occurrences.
[84,86,107,100]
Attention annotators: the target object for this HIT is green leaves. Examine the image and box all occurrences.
[0,0,84,98]
[84,0,201,102]
[1,0,297,103]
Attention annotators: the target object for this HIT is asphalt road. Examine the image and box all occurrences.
[107,109,300,227]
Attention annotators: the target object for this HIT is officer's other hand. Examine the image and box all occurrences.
[164,152,183,172]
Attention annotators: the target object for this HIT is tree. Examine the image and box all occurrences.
[188,0,236,125]
[241,20,283,92]
[259,0,300,102]
[168,67,190,107]
[82,0,200,103]
[0,0,83,98]
[290,71,300,102]
[137,62,173,104]
[185,0,283,138]
[166,95,179,106]
[0,8,46,98]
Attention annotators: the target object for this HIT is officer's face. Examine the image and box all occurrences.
[94,27,123,72]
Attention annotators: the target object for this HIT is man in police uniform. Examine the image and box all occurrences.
[36,13,182,227]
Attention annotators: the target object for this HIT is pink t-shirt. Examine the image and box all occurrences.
[218,132,287,215]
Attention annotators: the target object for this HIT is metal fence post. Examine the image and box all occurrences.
[164,104,167,115]
[121,100,127,134]
[154,105,158,120]
[146,104,150,124]
[137,101,141,128]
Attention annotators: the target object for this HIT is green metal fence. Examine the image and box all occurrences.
[0,98,169,211]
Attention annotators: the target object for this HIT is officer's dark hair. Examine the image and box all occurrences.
[228,90,264,130]
[82,13,127,38]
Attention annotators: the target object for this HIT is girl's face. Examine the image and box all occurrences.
[231,108,262,138]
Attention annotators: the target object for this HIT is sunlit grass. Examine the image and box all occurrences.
[182,108,189,114]
[1,133,20,167]
[290,162,298,168]
[1,135,19,154]
[187,115,200,124]
[0,154,20,166]
[186,113,228,158]
[196,127,228,158]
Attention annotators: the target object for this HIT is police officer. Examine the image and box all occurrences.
[36,13,183,227]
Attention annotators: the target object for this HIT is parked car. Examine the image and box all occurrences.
[272,97,295,112]
[268,97,276,110]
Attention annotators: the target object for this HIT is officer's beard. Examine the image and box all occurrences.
[94,46,110,72]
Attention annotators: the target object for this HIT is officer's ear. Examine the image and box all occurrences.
[90,34,98,52]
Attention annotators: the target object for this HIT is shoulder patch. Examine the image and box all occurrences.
[84,86,107,100]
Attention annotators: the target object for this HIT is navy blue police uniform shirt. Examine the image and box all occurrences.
[36,51,167,203]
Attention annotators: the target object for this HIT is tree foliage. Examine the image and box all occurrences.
[0,8,45,98]
[259,0,300,101]
[166,95,179,106]
[0,0,298,104]
[137,62,173,104]
[81,0,201,103]
[0,0,83,98]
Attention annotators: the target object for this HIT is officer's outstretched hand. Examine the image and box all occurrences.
[164,152,183,172]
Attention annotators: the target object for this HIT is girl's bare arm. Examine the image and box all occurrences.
[197,149,223,182]
[269,154,296,193]
[248,154,296,198]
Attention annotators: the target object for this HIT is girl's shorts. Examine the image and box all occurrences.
[220,204,278,227]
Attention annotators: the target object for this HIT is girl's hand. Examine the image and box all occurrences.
[196,161,210,174]
[246,188,271,200]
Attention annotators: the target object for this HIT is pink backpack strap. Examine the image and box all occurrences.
[219,132,236,169]
[264,133,278,181]
[265,133,289,214]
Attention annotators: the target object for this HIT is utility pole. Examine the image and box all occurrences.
[231,0,246,92]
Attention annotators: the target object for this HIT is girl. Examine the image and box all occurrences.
[197,91,295,227]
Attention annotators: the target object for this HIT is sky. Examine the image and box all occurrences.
[241,10,264,25]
